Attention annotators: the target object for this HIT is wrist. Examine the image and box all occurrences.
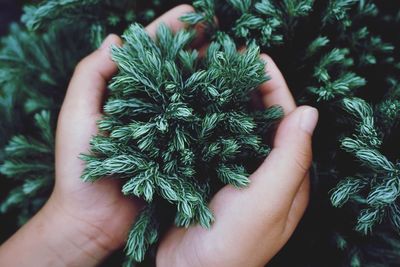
[0,195,115,267]
[40,194,117,266]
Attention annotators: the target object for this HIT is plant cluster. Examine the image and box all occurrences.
[82,23,281,262]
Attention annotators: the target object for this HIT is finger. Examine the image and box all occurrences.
[146,4,206,47]
[251,106,317,207]
[285,175,310,236]
[195,16,219,55]
[211,106,317,229]
[259,54,296,114]
[61,34,122,118]
[146,4,194,36]
[197,33,216,57]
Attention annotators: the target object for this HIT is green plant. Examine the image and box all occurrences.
[81,23,281,262]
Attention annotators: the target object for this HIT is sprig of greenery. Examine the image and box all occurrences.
[81,23,281,262]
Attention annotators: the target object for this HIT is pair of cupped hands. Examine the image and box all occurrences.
[0,5,318,267]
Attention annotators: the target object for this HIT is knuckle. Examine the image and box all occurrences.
[293,148,312,173]
[267,209,287,225]
[260,53,274,64]
[106,33,120,43]
[176,4,195,13]
[74,58,88,74]
[74,55,94,74]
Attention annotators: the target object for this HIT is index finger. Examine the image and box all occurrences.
[146,4,206,47]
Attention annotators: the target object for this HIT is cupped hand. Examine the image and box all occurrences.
[51,4,199,262]
[53,4,318,267]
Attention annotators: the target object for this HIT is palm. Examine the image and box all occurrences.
[55,86,143,250]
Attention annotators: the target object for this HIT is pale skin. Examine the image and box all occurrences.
[0,5,318,267]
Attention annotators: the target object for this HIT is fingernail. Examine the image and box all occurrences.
[99,34,115,50]
[300,107,318,135]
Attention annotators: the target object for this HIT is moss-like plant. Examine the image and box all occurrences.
[81,23,282,262]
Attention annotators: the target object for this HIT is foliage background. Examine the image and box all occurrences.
[0,0,23,243]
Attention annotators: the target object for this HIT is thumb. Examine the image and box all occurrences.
[209,106,318,225]
[273,105,318,172]
[252,106,318,205]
